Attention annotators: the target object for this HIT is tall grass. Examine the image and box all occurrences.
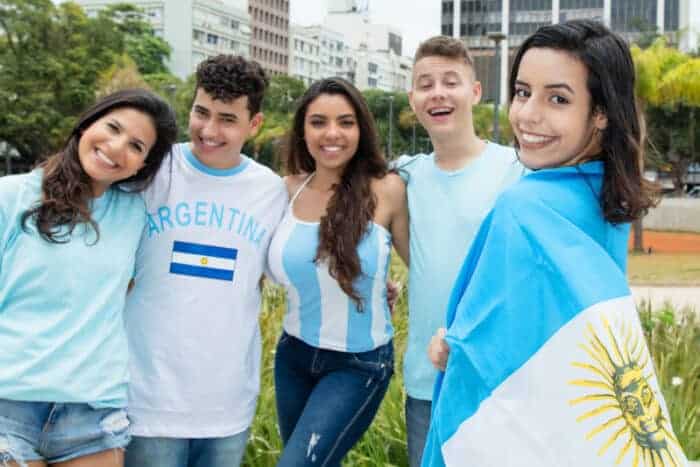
[244,261,699,465]
[639,301,700,460]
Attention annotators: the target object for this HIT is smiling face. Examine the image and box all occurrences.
[303,93,360,175]
[509,47,607,170]
[409,56,481,141]
[188,88,263,169]
[77,107,156,196]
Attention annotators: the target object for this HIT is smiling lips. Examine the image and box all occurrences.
[198,137,224,149]
[428,107,454,118]
[518,130,557,149]
[95,148,117,168]
[319,145,345,157]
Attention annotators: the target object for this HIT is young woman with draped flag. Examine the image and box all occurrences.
[423,20,688,467]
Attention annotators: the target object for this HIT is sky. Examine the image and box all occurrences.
[289,0,439,57]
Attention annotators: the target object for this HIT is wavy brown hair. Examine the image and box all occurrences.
[22,89,177,243]
[283,77,388,308]
[509,20,658,223]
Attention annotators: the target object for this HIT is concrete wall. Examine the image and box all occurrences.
[643,198,700,232]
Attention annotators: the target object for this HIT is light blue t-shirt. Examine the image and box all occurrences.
[396,142,524,400]
[0,169,146,408]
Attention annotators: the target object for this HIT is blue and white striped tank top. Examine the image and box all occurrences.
[267,174,393,352]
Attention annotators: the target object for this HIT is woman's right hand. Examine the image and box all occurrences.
[428,327,450,371]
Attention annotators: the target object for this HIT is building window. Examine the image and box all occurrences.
[207,33,218,45]
[368,77,378,87]
[193,29,204,41]
[368,62,378,74]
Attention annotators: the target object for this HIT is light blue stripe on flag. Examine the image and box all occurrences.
[170,241,237,281]
[172,241,237,259]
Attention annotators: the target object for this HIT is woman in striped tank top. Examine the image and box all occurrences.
[267,77,409,466]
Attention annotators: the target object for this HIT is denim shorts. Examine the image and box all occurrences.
[0,399,130,465]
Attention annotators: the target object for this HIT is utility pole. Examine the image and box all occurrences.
[488,32,506,143]
[386,94,394,159]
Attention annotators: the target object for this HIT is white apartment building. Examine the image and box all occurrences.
[289,25,321,85]
[322,2,412,91]
[76,0,250,79]
[354,47,412,92]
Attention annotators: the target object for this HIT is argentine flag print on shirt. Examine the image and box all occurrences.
[422,162,688,467]
[267,212,393,353]
[170,240,238,281]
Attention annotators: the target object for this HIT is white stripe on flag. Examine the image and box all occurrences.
[171,251,236,271]
[442,295,686,467]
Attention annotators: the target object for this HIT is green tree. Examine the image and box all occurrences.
[0,0,123,165]
[97,3,171,75]
[263,75,305,114]
[630,39,700,252]
[96,54,150,98]
[633,39,700,193]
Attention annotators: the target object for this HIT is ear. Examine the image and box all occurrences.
[249,112,264,137]
[408,90,416,113]
[472,80,483,105]
[593,108,608,131]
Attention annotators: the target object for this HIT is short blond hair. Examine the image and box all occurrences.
[414,36,474,67]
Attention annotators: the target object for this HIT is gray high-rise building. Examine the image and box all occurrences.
[441,0,699,104]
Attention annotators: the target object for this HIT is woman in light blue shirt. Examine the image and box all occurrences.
[0,89,176,467]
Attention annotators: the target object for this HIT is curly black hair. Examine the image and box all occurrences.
[194,55,269,115]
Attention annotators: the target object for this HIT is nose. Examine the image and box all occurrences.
[107,133,131,163]
[428,82,447,101]
[515,96,542,125]
[324,121,341,139]
[200,119,218,139]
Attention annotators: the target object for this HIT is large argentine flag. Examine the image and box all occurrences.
[423,162,687,467]
[169,240,237,281]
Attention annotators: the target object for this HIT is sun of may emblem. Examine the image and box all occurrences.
[568,317,682,467]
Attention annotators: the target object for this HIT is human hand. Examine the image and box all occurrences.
[428,327,450,371]
[386,280,402,314]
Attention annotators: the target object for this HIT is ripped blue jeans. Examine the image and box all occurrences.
[0,399,129,466]
[274,332,393,467]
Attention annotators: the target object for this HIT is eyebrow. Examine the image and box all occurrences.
[217,112,237,120]
[308,113,356,119]
[516,79,574,94]
[110,118,146,148]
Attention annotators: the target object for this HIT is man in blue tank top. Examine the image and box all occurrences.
[394,36,525,467]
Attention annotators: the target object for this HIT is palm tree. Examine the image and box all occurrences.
[630,39,700,251]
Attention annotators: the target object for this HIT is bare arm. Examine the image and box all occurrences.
[385,173,410,266]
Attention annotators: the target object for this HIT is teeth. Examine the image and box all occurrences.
[520,133,551,144]
[323,146,342,152]
[429,107,452,116]
[201,138,222,147]
[95,149,116,167]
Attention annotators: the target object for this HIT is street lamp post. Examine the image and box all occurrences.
[387,95,394,159]
[412,122,416,154]
[488,32,506,143]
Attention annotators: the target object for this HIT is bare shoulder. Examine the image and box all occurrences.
[372,172,406,202]
[283,173,309,197]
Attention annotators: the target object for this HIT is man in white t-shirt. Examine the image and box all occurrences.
[123,55,287,467]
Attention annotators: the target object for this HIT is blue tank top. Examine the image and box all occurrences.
[267,175,393,352]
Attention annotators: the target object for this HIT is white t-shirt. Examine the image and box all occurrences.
[124,143,287,437]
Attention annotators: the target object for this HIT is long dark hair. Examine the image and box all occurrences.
[509,19,657,223]
[283,77,388,307]
[22,88,178,243]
